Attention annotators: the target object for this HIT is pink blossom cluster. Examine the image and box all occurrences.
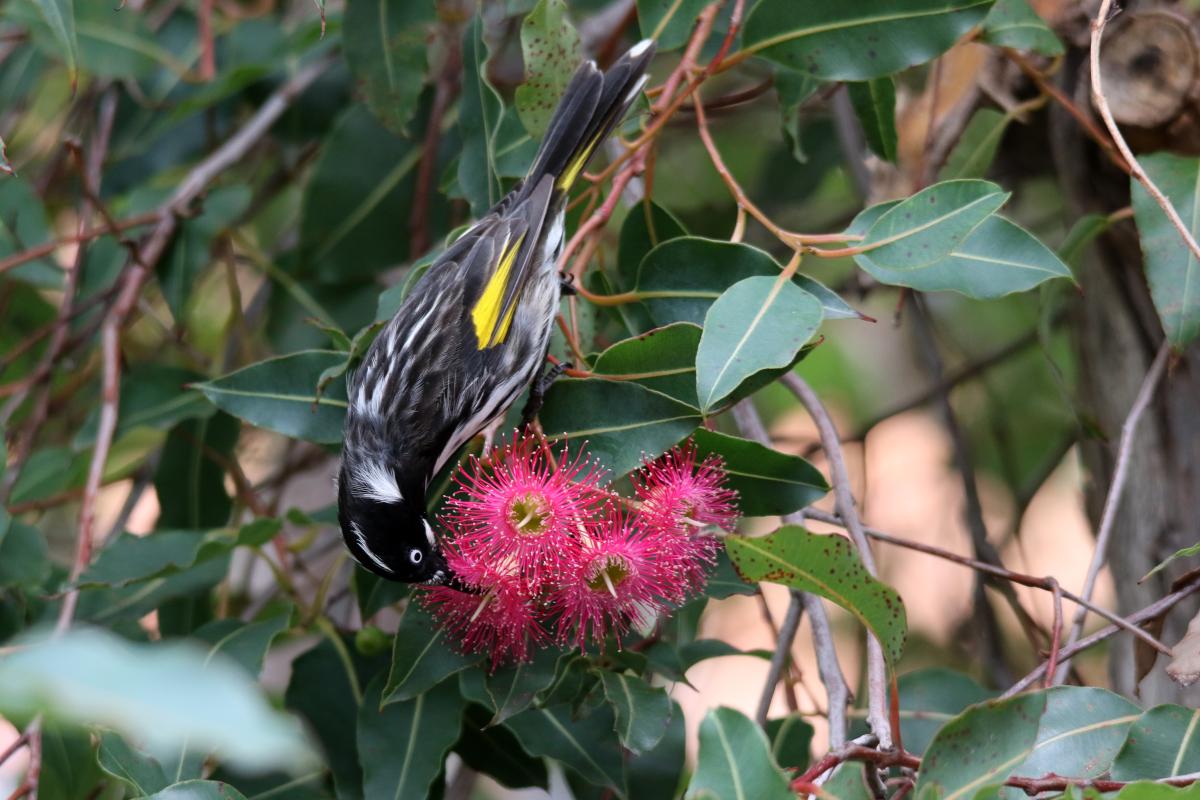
[421,434,738,668]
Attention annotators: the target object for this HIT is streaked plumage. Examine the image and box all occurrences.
[338,40,656,584]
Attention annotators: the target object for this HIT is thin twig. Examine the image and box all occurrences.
[803,507,1171,656]
[780,373,891,749]
[1045,578,1063,688]
[1054,340,1172,683]
[54,58,332,633]
[1006,574,1200,697]
[1090,0,1200,262]
[755,590,804,726]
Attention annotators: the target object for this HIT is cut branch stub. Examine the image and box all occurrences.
[1098,10,1199,129]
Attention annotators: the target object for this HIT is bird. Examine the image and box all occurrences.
[337,39,656,585]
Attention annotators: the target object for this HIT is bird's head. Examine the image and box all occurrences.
[336,459,451,585]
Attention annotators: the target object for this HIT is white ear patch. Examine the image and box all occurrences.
[351,461,403,504]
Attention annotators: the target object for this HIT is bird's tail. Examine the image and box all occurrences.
[525,39,656,194]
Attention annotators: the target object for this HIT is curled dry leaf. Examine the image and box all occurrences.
[1167,609,1200,686]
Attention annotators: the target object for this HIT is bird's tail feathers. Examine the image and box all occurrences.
[525,39,656,194]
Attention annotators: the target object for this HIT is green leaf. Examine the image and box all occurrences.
[359,674,465,800]
[619,201,689,290]
[591,322,703,407]
[741,0,994,81]
[1004,687,1140,797]
[458,14,505,215]
[159,187,251,322]
[299,105,420,282]
[726,526,907,665]
[859,179,1009,269]
[144,781,249,800]
[692,429,828,516]
[190,610,292,676]
[0,627,316,774]
[637,0,709,50]
[872,668,994,755]
[685,706,793,800]
[80,520,280,588]
[97,730,169,797]
[515,0,583,138]
[847,78,897,162]
[0,175,59,288]
[600,671,673,755]
[767,713,814,771]
[344,0,434,135]
[75,365,212,448]
[850,202,1073,298]
[914,692,1047,800]
[0,521,50,589]
[287,635,387,800]
[1146,541,1200,581]
[28,0,77,88]
[154,413,240,530]
[706,548,759,598]
[1112,705,1200,780]
[40,722,101,800]
[539,378,701,477]
[627,699,686,798]
[637,238,855,327]
[456,704,549,790]
[643,638,755,682]
[1114,785,1200,800]
[484,648,561,725]
[505,705,627,795]
[981,0,1063,56]
[696,276,823,411]
[1132,153,1200,347]
[383,601,481,704]
[938,108,1010,180]
[194,350,348,444]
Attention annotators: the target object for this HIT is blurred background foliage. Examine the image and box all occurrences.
[2,0,1200,797]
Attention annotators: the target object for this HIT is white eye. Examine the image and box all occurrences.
[409,549,423,565]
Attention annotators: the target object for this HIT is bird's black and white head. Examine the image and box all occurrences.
[336,458,449,584]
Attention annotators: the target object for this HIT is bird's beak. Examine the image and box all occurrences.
[422,550,480,594]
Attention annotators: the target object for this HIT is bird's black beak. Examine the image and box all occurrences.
[422,550,481,594]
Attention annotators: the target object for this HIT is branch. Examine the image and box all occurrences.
[803,507,1170,656]
[755,590,804,726]
[1090,0,1200,263]
[1005,573,1200,697]
[54,57,331,633]
[1053,339,1172,683]
[780,373,892,749]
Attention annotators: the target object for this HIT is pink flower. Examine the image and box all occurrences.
[633,442,739,534]
[632,441,736,597]
[421,546,546,669]
[548,511,680,650]
[443,433,609,590]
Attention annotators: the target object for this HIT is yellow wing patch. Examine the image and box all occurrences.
[471,232,527,349]
[556,131,604,192]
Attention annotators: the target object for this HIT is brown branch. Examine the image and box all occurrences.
[0,211,159,276]
[781,373,892,750]
[1054,339,1172,683]
[1089,1,1200,262]
[54,57,332,633]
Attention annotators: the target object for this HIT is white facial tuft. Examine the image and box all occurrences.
[628,39,653,58]
[422,518,436,548]
[351,461,403,504]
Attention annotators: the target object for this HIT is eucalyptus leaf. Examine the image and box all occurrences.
[599,671,672,755]
[726,526,907,665]
[383,601,481,704]
[685,706,793,800]
[194,351,349,444]
[515,0,583,138]
[505,704,627,796]
[981,0,1063,56]
[591,322,702,408]
[695,276,822,412]
[0,627,316,774]
[637,0,708,51]
[343,0,434,135]
[847,78,897,162]
[1132,153,1200,347]
[539,378,701,477]
[458,15,505,215]
[692,429,829,516]
[1112,705,1200,780]
[742,0,994,80]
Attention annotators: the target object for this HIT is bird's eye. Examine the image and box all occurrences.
[409,549,423,564]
